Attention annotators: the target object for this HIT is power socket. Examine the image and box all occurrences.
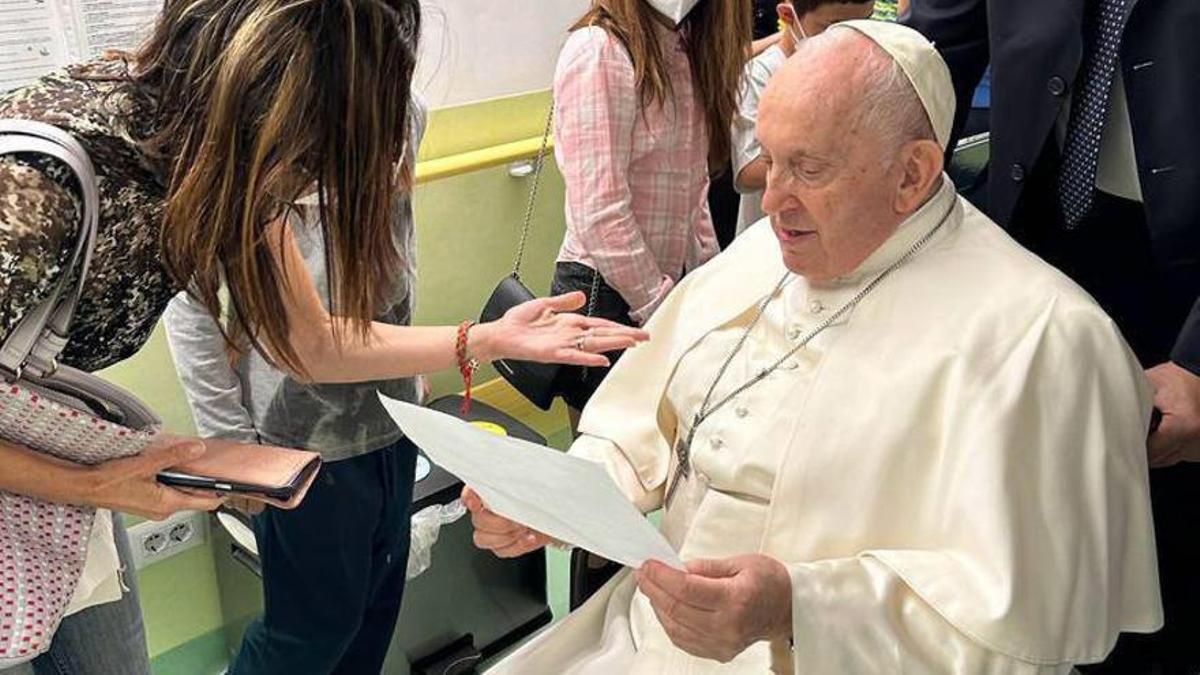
[126,510,209,570]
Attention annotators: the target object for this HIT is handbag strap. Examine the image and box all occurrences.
[512,103,555,279]
[0,120,99,380]
[514,103,603,319]
[513,24,615,324]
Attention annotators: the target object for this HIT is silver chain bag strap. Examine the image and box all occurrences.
[0,120,161,667]
[479,104,603,410]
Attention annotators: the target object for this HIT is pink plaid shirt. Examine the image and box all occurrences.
[554,25,718,325]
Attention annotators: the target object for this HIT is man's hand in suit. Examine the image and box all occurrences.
[1148,362,1200,467]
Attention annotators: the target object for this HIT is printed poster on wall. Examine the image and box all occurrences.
[1,0,161,92]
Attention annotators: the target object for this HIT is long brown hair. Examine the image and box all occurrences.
[572,0,751,166]
[126,0,420,374]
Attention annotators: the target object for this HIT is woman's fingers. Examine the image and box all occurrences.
[540,292,588,313]
[227,496,267,516]
[578,336,640,354]
[174,486,227,501]
[178,492,227,513]
[578,316,648,336]
[103,439,205,485]
[138,487,225,520]
[548,313,647,338]
[580,326,645,338]
[555,349,611,368]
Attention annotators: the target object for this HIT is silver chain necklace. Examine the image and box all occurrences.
[664,210,952,507]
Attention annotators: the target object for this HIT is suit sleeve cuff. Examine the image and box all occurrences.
[1169,297,1200,376]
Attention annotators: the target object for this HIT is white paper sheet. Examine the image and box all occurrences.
[379,396,683,570]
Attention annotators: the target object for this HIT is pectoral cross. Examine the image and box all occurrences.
[664,414,700,508]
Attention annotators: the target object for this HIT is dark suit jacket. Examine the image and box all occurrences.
[905,0,1200,371]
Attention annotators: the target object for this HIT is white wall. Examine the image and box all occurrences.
[416,0,590,108]
[2,0,586,107]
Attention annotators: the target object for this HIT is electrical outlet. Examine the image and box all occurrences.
[126,510,209,570]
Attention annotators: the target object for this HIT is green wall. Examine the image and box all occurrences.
[94,89,571,671]
[413,160,565,398]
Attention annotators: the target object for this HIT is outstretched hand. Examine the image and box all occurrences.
[483,291,649,367]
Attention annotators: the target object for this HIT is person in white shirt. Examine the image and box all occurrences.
[732,0,875,235]
[465,21,1163,673]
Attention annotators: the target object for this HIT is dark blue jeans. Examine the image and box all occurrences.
[230,439,417,675]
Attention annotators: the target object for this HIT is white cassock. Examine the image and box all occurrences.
[489,178,1163,674]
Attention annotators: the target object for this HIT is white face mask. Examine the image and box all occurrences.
[644,0,702,25]
[786,12,810,44]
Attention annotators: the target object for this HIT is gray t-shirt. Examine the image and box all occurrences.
[163,99,426,461]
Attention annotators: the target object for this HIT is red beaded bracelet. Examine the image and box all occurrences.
[455,320,480,414]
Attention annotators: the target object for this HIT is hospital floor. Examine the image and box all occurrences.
[173,549,571,675]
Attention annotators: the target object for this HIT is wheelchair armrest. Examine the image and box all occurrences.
[569,549,624,611]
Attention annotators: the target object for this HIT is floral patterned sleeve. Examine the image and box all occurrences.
[0,153,82,347]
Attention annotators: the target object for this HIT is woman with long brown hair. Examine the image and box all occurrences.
[0,1,646,673]
[549,0,750,423]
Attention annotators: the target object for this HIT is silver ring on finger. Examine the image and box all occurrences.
[577,328,597,351]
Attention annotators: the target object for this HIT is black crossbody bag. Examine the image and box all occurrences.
[480,104,601,410]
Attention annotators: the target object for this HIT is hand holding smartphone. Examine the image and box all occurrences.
[156,435,322,509]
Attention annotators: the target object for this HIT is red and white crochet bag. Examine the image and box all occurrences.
[0,121,160,667]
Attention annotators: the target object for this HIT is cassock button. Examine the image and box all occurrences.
[1047,76,1067,97]
[735,406,749,419]
[1010,163,1026,183]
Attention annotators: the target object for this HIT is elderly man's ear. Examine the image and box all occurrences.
[893,138,945,215]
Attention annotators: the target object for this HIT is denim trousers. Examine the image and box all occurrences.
[229,439,417,675]
[2,514,151,675]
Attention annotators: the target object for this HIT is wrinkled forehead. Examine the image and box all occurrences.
[759,52,868,157]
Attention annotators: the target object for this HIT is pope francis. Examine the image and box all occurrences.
[464,20,1163,674]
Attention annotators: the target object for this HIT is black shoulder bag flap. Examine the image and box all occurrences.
[480,105,565,411]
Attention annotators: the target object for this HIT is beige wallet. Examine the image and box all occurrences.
[158,437,322,509]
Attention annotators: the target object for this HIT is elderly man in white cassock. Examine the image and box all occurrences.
[465,20,1163,674]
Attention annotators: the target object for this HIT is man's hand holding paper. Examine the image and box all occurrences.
[462,487,554,559]
[378,397,683,570]
[636,556,794,664]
